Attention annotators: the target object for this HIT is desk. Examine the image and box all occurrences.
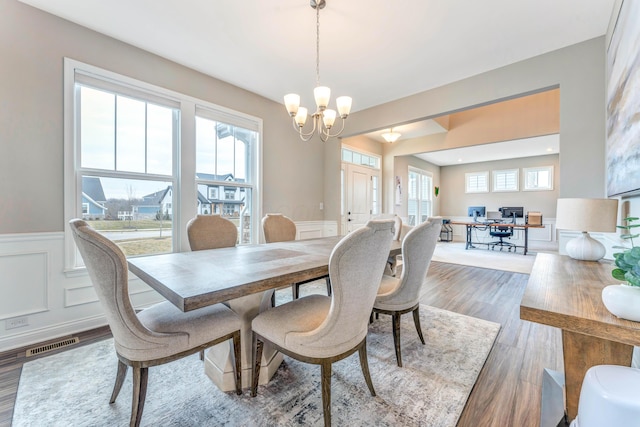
[451,221,544,255]
[128,236,402,391]
[520,253,640,422]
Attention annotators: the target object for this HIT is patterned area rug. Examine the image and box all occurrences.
[13,305,500,427]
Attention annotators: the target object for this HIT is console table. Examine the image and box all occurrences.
[520,253,640,423]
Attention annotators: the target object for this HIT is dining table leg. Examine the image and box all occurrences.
[203,291,284,391]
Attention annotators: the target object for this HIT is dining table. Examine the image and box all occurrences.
[128,235,402,391]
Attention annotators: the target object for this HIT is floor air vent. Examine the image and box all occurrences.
[26,337,79,357]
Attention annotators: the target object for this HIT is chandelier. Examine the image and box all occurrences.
[381,128,401,143]
[284,0,352,142]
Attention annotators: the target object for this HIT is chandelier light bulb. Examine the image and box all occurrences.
[295,107,308,127]
[314,86,331,110]
[284,93,300,116]
[322,109,337,128]
[336,96,352,118]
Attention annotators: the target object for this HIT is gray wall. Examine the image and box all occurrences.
[392,156,441,219]
[439,154,559,218]
[344,37,606,214]
[0,0,327,234]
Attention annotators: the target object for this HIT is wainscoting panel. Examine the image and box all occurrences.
[0,251,48,320]
[295,220,338,240]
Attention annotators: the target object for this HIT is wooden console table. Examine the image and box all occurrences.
[520,253,640,422]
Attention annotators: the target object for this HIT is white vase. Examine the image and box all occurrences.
[602,284,640,322]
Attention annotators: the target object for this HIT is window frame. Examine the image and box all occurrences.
[465,171,489,193]
[63,58,262,272]
[407,166,433,226]
[492,168,519,192]
[523,166,554,191]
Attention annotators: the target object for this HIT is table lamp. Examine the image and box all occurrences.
[555,198,618,261]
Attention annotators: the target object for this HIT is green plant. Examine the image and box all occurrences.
[612,217,640,286]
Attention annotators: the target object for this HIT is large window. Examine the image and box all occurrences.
[196,110,257,244]
[407,167,433,226]
[64,59,261,269]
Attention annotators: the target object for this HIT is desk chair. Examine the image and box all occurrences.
[489,219,516,252]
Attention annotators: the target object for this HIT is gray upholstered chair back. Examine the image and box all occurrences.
[392,216,403,241]
[262,213,296,243]
[395,218,442,304]
[286,219,394,354]
[187,214,238,251]
[69,219,186,361]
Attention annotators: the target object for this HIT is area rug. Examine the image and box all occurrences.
[13,305,500,427]
[432,242,536,274]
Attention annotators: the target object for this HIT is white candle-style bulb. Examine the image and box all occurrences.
[284,93,300,116]
[322,109,337,128]
[314,86,331,110]
[336,96,352,118]
[294,107,308,127]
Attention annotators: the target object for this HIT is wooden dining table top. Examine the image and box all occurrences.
[128,235,402,313]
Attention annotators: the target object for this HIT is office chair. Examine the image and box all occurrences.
[489,216,516,251]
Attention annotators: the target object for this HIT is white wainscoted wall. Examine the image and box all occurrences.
[0,220,338,352]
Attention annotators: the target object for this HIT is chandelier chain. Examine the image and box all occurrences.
[316,4,320,87]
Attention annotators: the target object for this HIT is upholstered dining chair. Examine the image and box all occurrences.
[262,213,331,300]
[187,214,238,250]
[69,219,242,427]
[250,219,395,427]
[372,218,442,367]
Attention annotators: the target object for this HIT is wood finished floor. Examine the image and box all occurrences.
[0,261,562,427]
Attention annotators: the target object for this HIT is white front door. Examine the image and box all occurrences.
[343,163,379,233]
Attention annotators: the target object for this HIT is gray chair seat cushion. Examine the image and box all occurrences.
[252,295,331,353]
[137,301,241,359]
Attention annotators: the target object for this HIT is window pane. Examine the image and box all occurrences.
[342,149,352,163]
[217,129,235,177]
[196,117,217,176]
[353,152,362,166]
[82,175,173,257]
[116,96,146,173]
[147,104,174,175]
[80,86,115,170]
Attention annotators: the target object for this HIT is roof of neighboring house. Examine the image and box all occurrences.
[196,173,240,182]
[139,187,171,205]
[82,176,106,202]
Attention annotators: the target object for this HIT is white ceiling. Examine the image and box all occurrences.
[21,0,612,164]
[414,134,560,166]
[21,0,615,113]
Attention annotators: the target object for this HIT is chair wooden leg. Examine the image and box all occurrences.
[412,307,425,345]
[232,331,242,395]
[109,360,128,404]
[321,361,332,427]
[199,350,204,361]
[130,366,148,427]
[251,334,264,397]
[292,283,300,300]
[392,312,402,367]
[271,291,276,307]
[358,339,376,397]
[325,277,332,296]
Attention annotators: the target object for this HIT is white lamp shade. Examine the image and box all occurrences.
[294,107,308,127]
[314,86,330,110]
[322,109,336,128]
[284,93,300,116]
[555,198,618,232]
[336,96,352,118]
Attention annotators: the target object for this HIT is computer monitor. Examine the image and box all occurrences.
[500,206,524,219]
[467,206,486,220]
